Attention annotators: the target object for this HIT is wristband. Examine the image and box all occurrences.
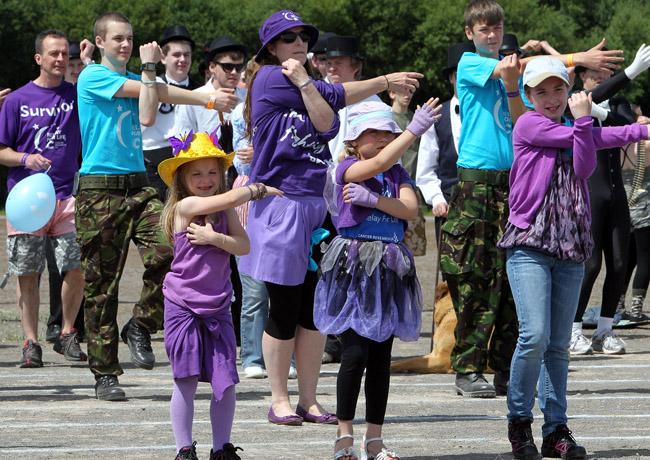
[566,53,574,67]
[506,91,520,98]
[20,152,29,166]
[141,79,156,87]
[205,95,216,110]
[299,78,313,90]
[383,75,390,90]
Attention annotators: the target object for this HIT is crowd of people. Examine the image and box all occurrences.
[1,1,650,459]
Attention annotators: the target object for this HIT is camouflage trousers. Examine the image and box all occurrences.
[439,172,518,374]
[75,185,173,377]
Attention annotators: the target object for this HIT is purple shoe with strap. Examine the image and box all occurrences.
[296,404,338,424]
[267,406,303,426]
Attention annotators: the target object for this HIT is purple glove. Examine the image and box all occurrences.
[406,103,439,137]
[345,183,379,208]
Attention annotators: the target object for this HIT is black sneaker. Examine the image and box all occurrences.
[508,417,540,460]
[53,329,87,361]
[46,324,61,343]
[455,372,496,398]
[541,425,587,459]
[494,370,509,396]
[175,441,198,460]
[209,443,243,460]
[95,375,127,401]
[20,340,43,368]
[120,319,155,370]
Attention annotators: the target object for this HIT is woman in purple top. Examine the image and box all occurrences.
[239,9,423,428]
[314,100,439,460]
[157,131,281,460]
[498,57,650,460]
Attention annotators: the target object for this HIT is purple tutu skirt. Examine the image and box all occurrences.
[314,236,422,342]
[164,297,239,400]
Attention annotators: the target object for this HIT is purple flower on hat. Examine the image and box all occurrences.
[169,130,193,156]
[209,126,224,150]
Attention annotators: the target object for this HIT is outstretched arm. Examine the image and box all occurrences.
[343,72,423,106]
[178,184,283,219]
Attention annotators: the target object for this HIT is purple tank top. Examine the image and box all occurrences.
[163,212,232,317]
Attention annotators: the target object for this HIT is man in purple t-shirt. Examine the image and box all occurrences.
[0,29,86,368]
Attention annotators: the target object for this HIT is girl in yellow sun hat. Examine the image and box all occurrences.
[158,130,282,459]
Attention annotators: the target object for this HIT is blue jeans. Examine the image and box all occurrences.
[506,248,584,437]
[239,271,269,369]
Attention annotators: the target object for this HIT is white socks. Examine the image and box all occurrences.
[595,317,614,338]
[572,322,583,336]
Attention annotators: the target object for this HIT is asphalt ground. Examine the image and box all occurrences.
[1,217,649,459]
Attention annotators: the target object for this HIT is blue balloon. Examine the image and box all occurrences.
[5,173,56,233]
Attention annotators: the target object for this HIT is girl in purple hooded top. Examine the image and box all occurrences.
[497,57,650,460]
[238,9,423,431]
[314,99,440,460]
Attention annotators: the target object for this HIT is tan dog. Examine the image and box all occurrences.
[390,282,456,374]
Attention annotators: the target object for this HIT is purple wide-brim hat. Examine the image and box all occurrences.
[344,101,403,142]
[255,10,319,63]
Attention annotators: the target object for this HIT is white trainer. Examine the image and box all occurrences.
[243,366,267,379]
[569,331,593,355]
[592,331,626,355]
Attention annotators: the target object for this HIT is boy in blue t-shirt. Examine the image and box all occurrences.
[439,0,524,407]
[76,12,238,402]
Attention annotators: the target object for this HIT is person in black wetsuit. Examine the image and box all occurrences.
[569,43,650,356]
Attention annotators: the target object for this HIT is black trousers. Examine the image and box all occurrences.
[336,329,394,425]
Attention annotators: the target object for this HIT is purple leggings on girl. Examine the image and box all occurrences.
[170,377,236,451]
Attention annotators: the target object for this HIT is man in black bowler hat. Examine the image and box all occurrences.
[416,42,475,238]
[141,24,200,200]
[173,36,246,136]
[310,31,334,79]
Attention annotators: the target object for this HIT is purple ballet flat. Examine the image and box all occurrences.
[267,406,303,426]
[296,405,338,424]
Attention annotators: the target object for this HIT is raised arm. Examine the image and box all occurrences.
[136,42,162,126]
[281,58,334,132]
[342,99,441,183]
[493,54,526,125]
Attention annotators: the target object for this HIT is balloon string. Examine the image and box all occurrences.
[44,165,52,175]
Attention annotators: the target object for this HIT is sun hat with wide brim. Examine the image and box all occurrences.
[158,131,234,187]
[255,10,318,63]
[344,101,403,142]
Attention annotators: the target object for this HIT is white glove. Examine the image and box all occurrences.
[590,102,609,122]
[625,43,650,80]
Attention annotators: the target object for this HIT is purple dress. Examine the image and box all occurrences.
[163,212,239,400]
[238,65,346,286]
[314,157,423,342]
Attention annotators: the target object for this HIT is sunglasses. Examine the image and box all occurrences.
[278,31,311,44]
[214,62,245,73]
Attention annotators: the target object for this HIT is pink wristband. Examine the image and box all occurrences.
[20,153,29,166]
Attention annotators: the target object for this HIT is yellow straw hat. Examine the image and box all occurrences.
[158,130,235,187]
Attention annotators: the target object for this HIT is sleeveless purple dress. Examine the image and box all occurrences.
[163,212,239,400]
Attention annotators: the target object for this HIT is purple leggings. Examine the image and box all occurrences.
[170,376,236,451]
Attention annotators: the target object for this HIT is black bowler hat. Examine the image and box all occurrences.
[442,42,476,78]
[311,31,335,55]
[68,41,81,60]
[500,34,522,56]
[205,36,248,62]
[325,35,364,60]
[160,25,195,50]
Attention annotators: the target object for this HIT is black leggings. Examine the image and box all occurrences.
[575,195,631,321]
[264,270,318,340]
[336,330,394,425]
[633,226,650,291]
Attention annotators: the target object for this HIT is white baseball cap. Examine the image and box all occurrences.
[523,56,570,88]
